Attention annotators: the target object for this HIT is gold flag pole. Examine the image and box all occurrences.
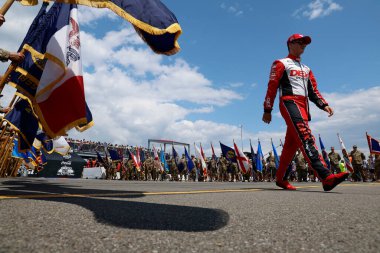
[0,0,16,15]
[0,48,25,94]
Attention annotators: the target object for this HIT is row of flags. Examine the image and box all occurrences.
[1,0,182,156]
[100,133,380,175]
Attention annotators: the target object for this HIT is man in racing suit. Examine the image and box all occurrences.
[262,34,349,191]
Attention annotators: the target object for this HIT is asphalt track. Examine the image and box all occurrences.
[0,178,379,253]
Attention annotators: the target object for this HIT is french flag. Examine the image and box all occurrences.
[35,3,86,137]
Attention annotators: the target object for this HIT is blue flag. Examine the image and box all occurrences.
[21,0,182,55]
[256,141,264,172]
[172,146,179,166]
[35,131,54,153]
[271,140,280,169]
[184,147,194,172]
[250,141,257,169]
[109,149,120,161]
[220,142,237,163]
[319,135,331,169]
[96,151,105,164]
[367,133,380,155]
[4,98,39,152]
[160,149,169,172]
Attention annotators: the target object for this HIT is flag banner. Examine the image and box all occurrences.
[318,135,330,169]
[367,133,380,155]
[96,151,105,164]
[20,0,182,55]
[194,143,207,175]
[184,147,194,172]
[135,147,142,168]
[53,136,71,155]
[109,149,120,161]
[140,148,145,163]
[233,142,249,174]
[172,145,179,167]
[200,143,206,161]
[34,131,54,153]
[4,98,39,152]
[256,141,264,172]
[220,142,237,163]
[129,149,141,171]
[9,2,87,138]
[210,142,216,161]
[337,134,353,173]
[160,149,169,172]
[75,102,94,132]
[250,141,257,170]
[271,140,280,169]
[153,145,159,160]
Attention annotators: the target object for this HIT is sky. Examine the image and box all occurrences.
[0,0,379,157]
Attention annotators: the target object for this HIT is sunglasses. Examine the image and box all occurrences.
[291,40,307,45]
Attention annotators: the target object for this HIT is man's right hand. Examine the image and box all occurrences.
[262,112,272,124]
[9,52,25,63]
[0,14,5,27]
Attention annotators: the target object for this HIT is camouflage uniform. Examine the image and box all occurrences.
[178,155,187,181]
[0,48,10,62]
[266,153,276,182]
[217,156,228,182]
[328,150,341,174]
[295,151,307,182]
[143,157,154,181]
[350,148,366,182]
[169,158,179,181]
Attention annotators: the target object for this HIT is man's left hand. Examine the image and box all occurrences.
[324,106,334,117]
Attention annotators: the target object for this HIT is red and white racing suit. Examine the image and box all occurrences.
[264,54,331,181]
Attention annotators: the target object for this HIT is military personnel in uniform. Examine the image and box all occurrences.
[189,155,197,181]
[295,149,307,182]
[169,158,179,181]
[374,154,380,182]
[217,154,228,182]
[266,151,276,182]
[178,154,187,181]
[350,145,366,182]
[328,147,341,174]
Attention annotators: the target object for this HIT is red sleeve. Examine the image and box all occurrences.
[263,60,284,113]
[307,70,328,110]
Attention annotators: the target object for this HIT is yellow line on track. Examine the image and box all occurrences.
[0,183,378,200]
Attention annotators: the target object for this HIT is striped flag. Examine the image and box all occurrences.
[366,133,380,155]
[337,134,353,173]
[233,141,249,174]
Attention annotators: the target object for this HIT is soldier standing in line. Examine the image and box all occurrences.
[169,158,179,181]
[374,155,380,182]
[328,147,341,174]
[178,154,187,181]
[266,151,277,182]
[295,149,307,182]
[217,154,227,182]
[350,145,366,182]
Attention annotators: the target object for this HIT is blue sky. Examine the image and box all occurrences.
[0,0,379,156]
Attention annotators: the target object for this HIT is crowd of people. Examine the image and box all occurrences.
[80,140,380,183]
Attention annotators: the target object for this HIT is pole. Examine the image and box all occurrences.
[0,0,16,15]
[0,48,25,94]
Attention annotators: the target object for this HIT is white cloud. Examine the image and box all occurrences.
[220,2,244,17]
[293,0,343,20]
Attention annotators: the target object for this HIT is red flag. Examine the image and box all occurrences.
[233,141,250,174]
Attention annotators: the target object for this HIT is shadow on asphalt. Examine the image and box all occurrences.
[0,180,229,232]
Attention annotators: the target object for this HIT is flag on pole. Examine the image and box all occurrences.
[200,143,206,161]
[172,145,179,167]
[160,149,169,172]
[318,134,330,169]
[220,142,237,163]
[34,131,54,154]
[210,142,216,161]
[135,146,142,168]
[271,139,280,169]
[233,141,249,174]
[129,149,141,171]
[9,2,87,138]
[4,98,39,152]
[256,140,264,172]
[337,133,353,173]
[153,145,159,161]
[366,133,380,155]
[250,140,256,169]
[19,0,182,55]
[109,149,120,161]
[96,151,105,164]
[184,147,194,172]
[194,143,207,176]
